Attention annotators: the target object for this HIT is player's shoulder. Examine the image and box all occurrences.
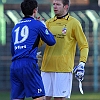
[69,15,80,24]
[68,15,82,27]
[46,17,55,23]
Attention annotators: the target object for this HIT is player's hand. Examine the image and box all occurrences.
[73,62,85,81]
[36,51,42,67]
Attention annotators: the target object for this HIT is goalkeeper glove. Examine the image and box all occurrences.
[73,62,85,81]
[36,51,42,67]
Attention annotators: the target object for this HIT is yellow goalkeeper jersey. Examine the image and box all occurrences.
[40,14,89,72]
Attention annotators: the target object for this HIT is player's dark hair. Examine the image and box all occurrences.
[62,0,70,6]
[21,0,38,17]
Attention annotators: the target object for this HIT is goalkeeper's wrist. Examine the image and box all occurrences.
[80,61,86,63]
[79,62,85,67]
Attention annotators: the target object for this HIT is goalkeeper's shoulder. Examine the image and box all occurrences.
[46,17,55,24]
[45,17,55,28]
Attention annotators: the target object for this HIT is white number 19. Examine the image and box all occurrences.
[14,25,29,45]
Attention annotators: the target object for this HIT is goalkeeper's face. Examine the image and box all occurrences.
[53,0,69,17]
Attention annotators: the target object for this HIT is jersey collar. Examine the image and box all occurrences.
[54,13,69,21]
[23,16,34,19]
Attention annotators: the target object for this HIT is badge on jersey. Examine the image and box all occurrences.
[62,26,67,35]
[45,29,49,35]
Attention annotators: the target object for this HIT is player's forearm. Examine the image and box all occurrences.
[79,48,89,63]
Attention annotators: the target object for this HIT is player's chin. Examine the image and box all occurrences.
[55,13,60,17]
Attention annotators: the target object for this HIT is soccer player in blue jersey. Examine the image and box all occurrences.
[10,0,56,100]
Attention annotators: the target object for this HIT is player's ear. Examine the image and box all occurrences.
[33,9,37,13]
[64,5,69,10]
[33,7,38,13]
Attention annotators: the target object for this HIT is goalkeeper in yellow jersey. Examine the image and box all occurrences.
[38,0,89,99]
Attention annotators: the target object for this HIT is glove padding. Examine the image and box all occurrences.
[73,62,85,81]
[36,51,42,67]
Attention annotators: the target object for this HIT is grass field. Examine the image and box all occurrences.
[0,91,100,100]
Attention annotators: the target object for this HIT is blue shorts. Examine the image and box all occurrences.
[10,58,45,99]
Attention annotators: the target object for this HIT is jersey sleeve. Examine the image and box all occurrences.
[74,21,89,63]
[38,22,56,46]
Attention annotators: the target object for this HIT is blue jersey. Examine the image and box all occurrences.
[11,17,56,61]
